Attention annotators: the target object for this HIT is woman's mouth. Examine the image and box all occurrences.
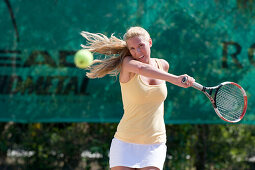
[138,55,144,59]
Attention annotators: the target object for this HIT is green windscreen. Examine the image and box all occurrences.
[0,0,254,124]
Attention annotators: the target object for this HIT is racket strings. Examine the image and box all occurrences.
[216,85,244,120]
[215,84,244,121]
[216,91,243,118]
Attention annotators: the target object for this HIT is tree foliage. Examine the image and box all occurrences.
[0,123,255,169]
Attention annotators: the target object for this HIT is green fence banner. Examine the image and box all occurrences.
[0,0,254,123]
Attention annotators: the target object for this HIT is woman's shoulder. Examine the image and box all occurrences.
[122,55,134,64]
[153,58,169,72]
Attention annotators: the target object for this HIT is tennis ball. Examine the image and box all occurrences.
[74,49,93,68]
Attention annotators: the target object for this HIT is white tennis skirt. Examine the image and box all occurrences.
[109,138,167,169]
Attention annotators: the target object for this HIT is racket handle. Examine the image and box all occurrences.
[181,77,204,91]
[192,82,204,91]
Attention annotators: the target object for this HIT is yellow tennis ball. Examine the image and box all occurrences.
[74,49,93,68]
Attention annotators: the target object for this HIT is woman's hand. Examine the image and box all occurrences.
[177,74,195,88]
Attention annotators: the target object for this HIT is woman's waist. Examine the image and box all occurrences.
[116,117,166,136]
[114,129,166,144]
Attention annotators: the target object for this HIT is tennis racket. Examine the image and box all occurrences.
[182,77,248,123]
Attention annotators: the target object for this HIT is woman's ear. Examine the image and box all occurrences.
[149,38,152,47]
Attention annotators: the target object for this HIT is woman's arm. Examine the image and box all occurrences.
[121,56,194,88]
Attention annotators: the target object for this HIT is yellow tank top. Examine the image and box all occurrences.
[114,59,167,144]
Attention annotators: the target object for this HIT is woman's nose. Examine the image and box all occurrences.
[136,48,142,56]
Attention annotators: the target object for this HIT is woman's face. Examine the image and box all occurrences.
[126,35,152,64]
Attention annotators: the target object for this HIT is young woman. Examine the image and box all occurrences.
[81,27,195,170]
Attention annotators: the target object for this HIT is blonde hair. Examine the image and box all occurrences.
[81,27,150,78]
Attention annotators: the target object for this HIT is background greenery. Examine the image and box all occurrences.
[1,0,255,169]
[1,123,255,169]
[0,0,254,123]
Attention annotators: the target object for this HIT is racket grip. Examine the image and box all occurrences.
[192,82,204,91]
[182,77,204,91]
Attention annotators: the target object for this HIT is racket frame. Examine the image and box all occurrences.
[192,81,247,123]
